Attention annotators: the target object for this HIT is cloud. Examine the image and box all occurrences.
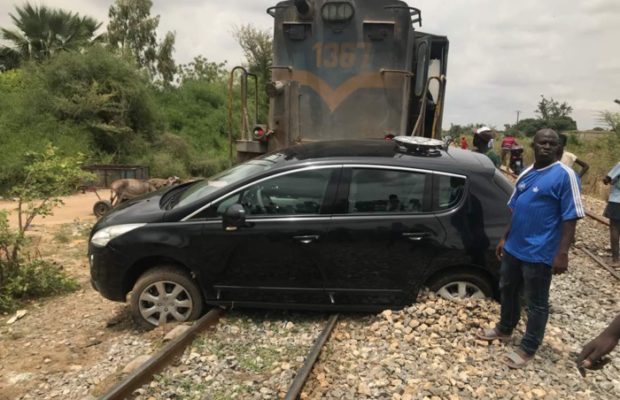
[1,0,618,129]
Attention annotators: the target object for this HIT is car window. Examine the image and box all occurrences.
[436,175,466,210]
[347,168,426,214]
[174,159,277,208]
[198,168,333,218]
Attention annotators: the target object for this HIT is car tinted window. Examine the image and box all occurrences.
[436,175,467,210]
[199,168,333,218]
[347,168,426,214]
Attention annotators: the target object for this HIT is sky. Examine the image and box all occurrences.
[1,0,619,130]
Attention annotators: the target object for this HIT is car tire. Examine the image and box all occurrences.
[428,271,493,301]
[130,266,204,329]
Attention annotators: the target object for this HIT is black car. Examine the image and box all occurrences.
[89,138,512,328]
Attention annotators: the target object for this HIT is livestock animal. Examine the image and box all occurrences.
[109,179,156,206]
[109,176,180,206]
[148,176,181,189]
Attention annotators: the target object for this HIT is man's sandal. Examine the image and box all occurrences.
[476,327,511,343]
[503,350,533,369]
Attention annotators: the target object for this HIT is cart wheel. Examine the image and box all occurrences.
[93,200,112,218]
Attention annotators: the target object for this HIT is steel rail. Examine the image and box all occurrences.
[284,314,339,400]
[500,169,610,227]
[100,308,224,400]
[578,247,620,282]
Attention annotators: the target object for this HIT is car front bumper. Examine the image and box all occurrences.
[88,244,130,302]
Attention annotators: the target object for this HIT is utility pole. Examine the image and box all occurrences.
[515,110,521,124]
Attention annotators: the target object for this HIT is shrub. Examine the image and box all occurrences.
[188,157,230,178]
[0,146,92,312]
[0,259,78,312]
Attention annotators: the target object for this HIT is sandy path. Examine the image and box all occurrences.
[0,192,102,228]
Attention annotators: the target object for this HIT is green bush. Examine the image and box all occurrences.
[188,157,230,178]
[145,151,188,178]
[0,259,78,312]
[0,146,91,312]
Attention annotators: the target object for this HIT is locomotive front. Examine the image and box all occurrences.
[235,0,448,159]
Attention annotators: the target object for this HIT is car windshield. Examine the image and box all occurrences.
[173,159,278,208]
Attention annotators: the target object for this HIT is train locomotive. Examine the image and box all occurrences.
[232,0,449,161]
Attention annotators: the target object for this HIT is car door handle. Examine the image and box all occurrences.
[402,232,431,241]
[293,235,320,244]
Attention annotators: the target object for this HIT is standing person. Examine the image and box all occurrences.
[500,132,518,169]
[603,161,620,267]
[476,128,585,368]
[473,127,500,167]
[460,136,468,150]
[558,134,590,177]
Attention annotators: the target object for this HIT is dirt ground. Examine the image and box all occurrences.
[0,192,167,400]
[0,192,103,228]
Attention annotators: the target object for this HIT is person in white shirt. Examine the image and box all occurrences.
[558,134,589,177]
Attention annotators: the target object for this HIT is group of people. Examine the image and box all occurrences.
[459,128,620,372]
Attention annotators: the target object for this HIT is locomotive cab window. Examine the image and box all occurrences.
[284,23,311,41]
[414,42,429,96]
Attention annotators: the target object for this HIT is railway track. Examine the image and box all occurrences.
[100,311,339,400]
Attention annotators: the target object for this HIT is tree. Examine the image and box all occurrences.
[0,145,90,311]
[0,47,21,71]
[0,3,101,63]
[529,95,578,133]
[33,46,159,160]
[232,24,273,84]
[536,95,573,120]
[107,0,176,86]
[598,110,620,135]
[177,55,227,84]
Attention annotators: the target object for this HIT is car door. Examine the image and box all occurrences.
[322,165,447,306]
[190,165,340,304]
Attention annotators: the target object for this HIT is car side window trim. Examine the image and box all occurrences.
[181,165,342,221]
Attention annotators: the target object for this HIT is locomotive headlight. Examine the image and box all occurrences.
[321,2,354,22]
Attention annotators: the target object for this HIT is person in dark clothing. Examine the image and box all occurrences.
[473,127,500,167]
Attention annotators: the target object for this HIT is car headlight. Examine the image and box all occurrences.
[90,224,146,247]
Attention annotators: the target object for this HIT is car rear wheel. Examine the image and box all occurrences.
[130,266,203,329]
[428,271,493,301]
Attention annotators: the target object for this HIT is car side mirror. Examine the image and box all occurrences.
[222,204,246,231]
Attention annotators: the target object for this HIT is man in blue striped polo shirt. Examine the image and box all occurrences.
[477,129,585,368]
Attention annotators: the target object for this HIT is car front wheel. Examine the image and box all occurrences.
[428,272,493,301]
[130,266,204,329]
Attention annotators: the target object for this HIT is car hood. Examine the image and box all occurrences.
[93,190,166,231]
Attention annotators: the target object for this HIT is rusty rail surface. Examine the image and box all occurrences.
[284,314,339,400]
[500,169,610,227]
[100,308,224,400]
[579,247,620,282]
